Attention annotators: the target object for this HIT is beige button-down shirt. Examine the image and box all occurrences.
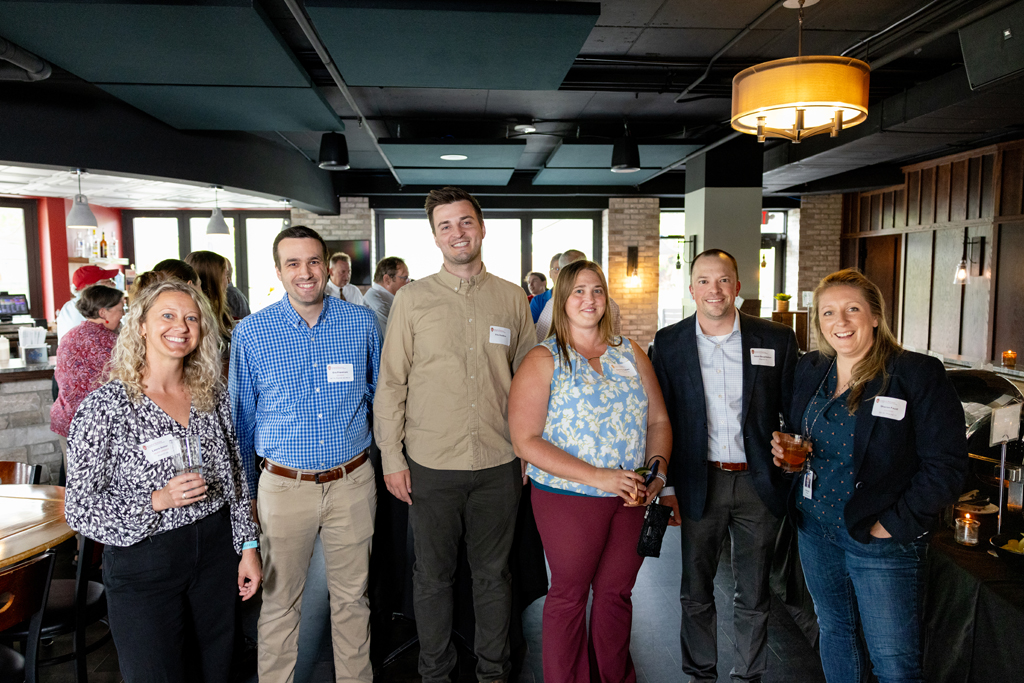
[374,264,536,474]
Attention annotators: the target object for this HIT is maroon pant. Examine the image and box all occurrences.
[532,486,647,683]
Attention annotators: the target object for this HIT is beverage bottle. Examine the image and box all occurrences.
[100,232,108,259]
[90,229,99,259]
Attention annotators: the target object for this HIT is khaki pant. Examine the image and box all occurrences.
[257,459,376,683]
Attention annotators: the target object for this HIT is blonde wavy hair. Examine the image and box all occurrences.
[108,278,224,411]
[549,259,622,368]
[812,268,902,414]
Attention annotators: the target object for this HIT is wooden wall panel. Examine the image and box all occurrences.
[882,192,894,229]
[921,167,936,225]
[981,154,996,218]
[908,170,921,226]
[870,194,882,231]
[936,164,952,223]
[929,228,965,355]
[860,195,871,233]
[840,237,859,270]
[895,188,907,227]
[961,224,994,360]
[1000,148,1023,216]
[951,160,968,222]
[967,157,982,220]
[993,222,1024,358]
[863,235,899,330]
[902,231,933,350]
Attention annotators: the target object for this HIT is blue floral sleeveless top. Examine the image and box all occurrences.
[527,336,649,497]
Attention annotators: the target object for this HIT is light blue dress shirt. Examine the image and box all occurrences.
[695,313,746,464]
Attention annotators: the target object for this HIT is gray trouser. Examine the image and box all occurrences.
[407,457,522,683]
[680,467,781,683]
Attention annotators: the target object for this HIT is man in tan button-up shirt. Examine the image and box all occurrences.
[374,187,535,683]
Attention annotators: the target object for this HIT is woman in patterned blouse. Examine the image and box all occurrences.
[65,278,261,683]
[509,259,672,683]
[51,284,124,440]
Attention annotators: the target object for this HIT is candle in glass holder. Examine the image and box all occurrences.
[1003,350,1017,368]
[955,514,980,546]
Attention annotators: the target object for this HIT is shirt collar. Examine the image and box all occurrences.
[277,292,330,330]
[436,262,488,293]
[695,309,741,340]
[371,282,394,300]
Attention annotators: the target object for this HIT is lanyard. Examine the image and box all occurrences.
[802,360,846,442]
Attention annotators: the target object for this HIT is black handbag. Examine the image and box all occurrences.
[636,503,672,557]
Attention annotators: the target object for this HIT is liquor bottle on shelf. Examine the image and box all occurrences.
[99,232,108,259]
[90,228,99,259]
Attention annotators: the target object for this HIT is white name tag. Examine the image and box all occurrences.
[141,434,179,463]
[871,396,907,421]
[802,470,814,499]
[327,363,354,383]
[610,359,637,377]
[750,348,776,367]
[489,325,511,346]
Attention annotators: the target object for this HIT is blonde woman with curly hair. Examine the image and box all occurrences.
[65,278,261,683]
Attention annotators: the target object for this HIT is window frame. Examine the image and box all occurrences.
[0,197,43,319]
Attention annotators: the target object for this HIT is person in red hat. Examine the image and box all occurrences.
[56,264,120,343]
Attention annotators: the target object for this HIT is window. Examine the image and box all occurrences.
[658,212,687,329]
[759,211,788,318]
[531,218,595,275]
[245,217,290,312]
[188,216,236,276]
[0,198,42,318]
[132,216,179,274]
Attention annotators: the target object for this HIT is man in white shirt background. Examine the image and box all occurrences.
[361,256,409,337]
[325,251,365,305]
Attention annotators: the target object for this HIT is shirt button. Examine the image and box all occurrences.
[717,369,722,374]
[470,375,474,379]
[312,362,317,367]
[469,347,473,351]
[469,318,473,322]
[719,394,723,398]
[318,414,322,419]
[315,388,320,393]
[471,403,475,408]
[320,440,324,445]
[855,481,864,489]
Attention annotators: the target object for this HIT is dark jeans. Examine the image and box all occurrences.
[798,514,927,683]
[679,467,780,683]
[407,457,522,683]
[103,507,238,683]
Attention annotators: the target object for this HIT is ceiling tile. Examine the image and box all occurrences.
[532,168,663,185]
[394,168,515,186]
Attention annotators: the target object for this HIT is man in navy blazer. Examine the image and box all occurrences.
[650,249,798,683]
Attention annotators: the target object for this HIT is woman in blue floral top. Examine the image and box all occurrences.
[509,259,672,683]
[66,276,261,683]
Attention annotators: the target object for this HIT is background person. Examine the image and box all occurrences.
[185,250,234,344]
[509,259,671,683]
[65,278,261,683]
[530,253,561,323]
[523,271,546,301]
[536,250,621,342]
[225,259,251,319]
[56,265,119,342]
[771,268,967,683]
[51,284,124,468]
[326,251,365,305]
[361,256,409,337]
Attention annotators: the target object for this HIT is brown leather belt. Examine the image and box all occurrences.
[264,452,368,484]
[709,460,748,472]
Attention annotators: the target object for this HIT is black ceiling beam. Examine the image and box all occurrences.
[0,80,338,213]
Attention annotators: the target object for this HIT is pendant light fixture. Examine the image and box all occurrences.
[731,0,870,143]
[66,168,98,229]
[207,187,230,235]
[611,121,641,173]
[318,132,350,171]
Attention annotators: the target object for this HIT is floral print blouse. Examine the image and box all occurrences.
[527,336,649,497]
[51,321,118,438]
[65,381,257,554]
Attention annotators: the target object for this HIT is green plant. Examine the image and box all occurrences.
[774,293,792,301]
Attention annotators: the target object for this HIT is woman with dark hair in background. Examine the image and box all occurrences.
[151,258,199,286]
[771,268,968,683]
[185,251,234,342]
[51,284,125,466]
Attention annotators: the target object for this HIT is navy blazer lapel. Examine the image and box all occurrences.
[739,315,761,430]
[852,372,886,474]
[680,319,706,415]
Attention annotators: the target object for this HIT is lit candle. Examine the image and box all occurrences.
[955,513,980,546]
[1003,350,1017,368]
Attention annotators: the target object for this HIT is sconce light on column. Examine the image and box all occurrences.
[953,232,984,285]
[626,246,640,287]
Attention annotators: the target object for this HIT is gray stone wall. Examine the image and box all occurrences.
[0,378,61,483]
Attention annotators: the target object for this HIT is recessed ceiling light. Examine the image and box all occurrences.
[440,154,468,161]
[514,124,537,134]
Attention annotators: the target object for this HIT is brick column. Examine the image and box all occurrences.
[605,197,660,351]
[797,194,843,349]
[291,196,373,243]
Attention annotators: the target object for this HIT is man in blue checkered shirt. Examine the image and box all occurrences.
[229,225,381,683]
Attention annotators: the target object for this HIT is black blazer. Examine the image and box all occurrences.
[788,350,968,544]
[650,312,798,521]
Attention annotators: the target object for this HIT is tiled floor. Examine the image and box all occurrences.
[35,526,826,682]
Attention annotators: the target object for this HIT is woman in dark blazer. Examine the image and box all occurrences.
[771,269,967,683]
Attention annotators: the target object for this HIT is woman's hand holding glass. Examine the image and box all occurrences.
[151,471,208,511]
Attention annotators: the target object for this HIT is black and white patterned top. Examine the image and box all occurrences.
[65,380,258,554]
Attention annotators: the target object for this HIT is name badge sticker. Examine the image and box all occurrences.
[611,359,638,378]
[750,348,776,367]
[802,470,814,499]
[142,435,179,463]
[489,325,511,346]
[327,363,354,383]
[872,396,907,421]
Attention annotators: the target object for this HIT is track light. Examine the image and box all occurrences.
[318,132,350,171]
[66,169,98,229]
[207,187,230,235]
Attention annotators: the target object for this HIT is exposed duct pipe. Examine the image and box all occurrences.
[281,0,402,187]
[0,36,51,81]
